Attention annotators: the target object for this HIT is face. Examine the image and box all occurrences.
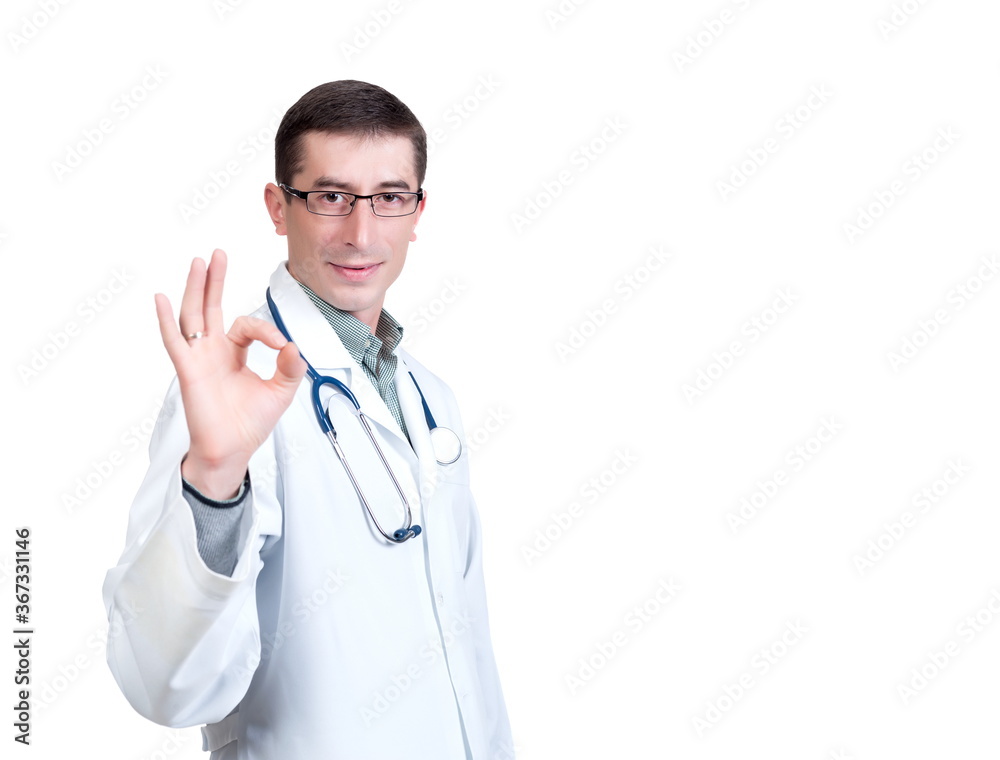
[264,131,425,331]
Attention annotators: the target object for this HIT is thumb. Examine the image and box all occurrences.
[270,342,308,395]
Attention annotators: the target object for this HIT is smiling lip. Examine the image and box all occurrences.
[329,262,380,282]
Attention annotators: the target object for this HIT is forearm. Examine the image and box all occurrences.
[102,381,266,726]
[104,466,264,726]
[182,471,250,576]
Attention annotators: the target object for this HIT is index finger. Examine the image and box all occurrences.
[154,292,191,372]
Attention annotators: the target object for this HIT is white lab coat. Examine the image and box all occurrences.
[102,263,514,760]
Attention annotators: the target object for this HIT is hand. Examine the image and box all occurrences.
[155,249,307,499]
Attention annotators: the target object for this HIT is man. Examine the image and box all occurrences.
[103,80,514,759]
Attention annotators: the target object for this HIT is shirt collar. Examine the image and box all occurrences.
[297,282,404,365]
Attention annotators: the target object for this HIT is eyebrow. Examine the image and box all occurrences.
[310,176,415,192]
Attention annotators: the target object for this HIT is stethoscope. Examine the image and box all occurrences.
[266,289,462,543]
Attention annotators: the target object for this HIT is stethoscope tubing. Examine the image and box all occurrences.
[266,288,466,542]
[266,288,419,542]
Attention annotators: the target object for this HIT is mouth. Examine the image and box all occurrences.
[329,262,381,282]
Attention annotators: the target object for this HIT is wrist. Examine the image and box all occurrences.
[181,452,250,501]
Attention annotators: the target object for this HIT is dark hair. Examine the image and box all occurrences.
[275,80,427,193]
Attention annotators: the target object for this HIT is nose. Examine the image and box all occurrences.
[341,198,378,250]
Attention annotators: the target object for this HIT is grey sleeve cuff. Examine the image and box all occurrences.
[181,472,251,577]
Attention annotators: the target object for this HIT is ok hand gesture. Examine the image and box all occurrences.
[155,250,307,499]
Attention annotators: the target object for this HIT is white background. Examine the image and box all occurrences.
[3,0,1000,757]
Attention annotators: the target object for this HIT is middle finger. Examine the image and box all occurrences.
[178,257,208,338]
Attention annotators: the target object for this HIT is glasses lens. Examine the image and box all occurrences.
[372,193,417,217]
[307,192,354,216]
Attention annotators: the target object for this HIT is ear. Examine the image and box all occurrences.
[264,182,289,236]
[410,189,427,242]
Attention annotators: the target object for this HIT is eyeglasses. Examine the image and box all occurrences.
[280,183,424,217]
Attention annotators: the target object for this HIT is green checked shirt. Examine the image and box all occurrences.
[299,282,409,441]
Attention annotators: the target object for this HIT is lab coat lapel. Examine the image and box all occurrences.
[266,263,408,444]
[395,357,438,506]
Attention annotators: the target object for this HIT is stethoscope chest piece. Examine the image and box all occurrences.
[408,370,462,466]
[429,426,462,466]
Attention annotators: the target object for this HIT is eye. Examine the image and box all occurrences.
[377,193,402,204]
[318,192,347,204]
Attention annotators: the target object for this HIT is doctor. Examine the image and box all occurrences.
[102,81,514,759]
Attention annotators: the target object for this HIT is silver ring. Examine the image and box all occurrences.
[185,331,207,340]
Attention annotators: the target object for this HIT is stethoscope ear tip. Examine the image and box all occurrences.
[393,525,422,542]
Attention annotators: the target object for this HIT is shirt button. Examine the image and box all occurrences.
[436,591,445,606]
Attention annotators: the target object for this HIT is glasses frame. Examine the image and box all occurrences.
[279,183,424,217]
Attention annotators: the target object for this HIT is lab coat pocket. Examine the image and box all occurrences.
[427,480,473,573]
